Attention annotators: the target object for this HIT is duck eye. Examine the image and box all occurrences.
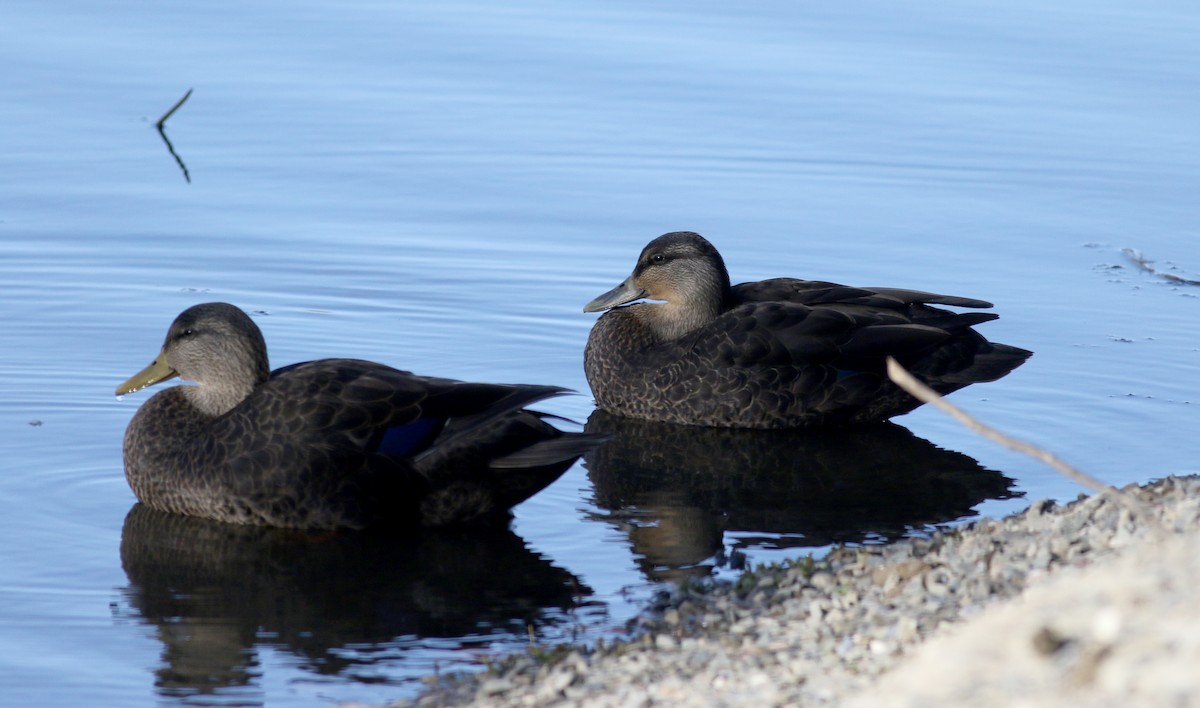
[651,253,666,264]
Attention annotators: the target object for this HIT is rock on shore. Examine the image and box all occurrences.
[389,475,1200,707]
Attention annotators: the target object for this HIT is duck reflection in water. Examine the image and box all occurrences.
[583,410,1019,581]
[117,504,591,701]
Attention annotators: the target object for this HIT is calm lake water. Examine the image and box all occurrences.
[2,0,1198,705]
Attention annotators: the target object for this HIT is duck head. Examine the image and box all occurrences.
[116,302,270,417]
[584,232,732,340]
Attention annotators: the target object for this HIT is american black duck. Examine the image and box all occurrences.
[116,302,600,530]
[583,231,1031,428]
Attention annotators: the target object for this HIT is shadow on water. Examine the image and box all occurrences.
[117,505,591,702]
[583,410,1020,581]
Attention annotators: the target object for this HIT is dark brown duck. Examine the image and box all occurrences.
[117,302,601,530]
[583,232,1031,428]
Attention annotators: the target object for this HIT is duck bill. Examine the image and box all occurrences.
[583,278,647,313]
[116,350,179,395]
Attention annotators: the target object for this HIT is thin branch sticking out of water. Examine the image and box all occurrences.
[885,357,1152,519]
[1121,248,1200,286]
[156,88,193,183]
[156,88,192,129]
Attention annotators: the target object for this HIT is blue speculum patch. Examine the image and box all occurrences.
[376,418,441,456]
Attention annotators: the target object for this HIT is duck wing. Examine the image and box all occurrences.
[665,298,1025,426]
[730,278,1007,362]
[702,302,951,373]
[264,360,561,456]
[214,360,594,527]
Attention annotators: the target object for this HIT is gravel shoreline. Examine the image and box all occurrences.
[389,475,1200,707]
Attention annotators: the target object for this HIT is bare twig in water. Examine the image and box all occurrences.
[886,357,1152,518]
[156,88,193,129]
[1121,248,1200,286]
[155,89,193,183]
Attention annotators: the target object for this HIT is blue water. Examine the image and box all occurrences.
[2,0,1198,705]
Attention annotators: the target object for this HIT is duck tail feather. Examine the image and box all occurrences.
[942,343,1033,384]
[490,433,608,469]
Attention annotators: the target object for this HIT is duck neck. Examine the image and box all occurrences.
[638,297,724,341]
[181,377,259,418]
